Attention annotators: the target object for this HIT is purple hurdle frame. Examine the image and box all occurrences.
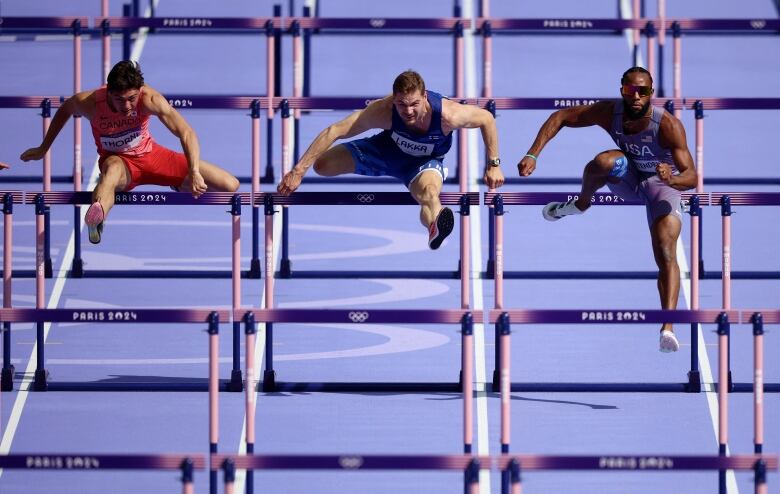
[238,308,478,463]
[22,191,246,392]
[487,309,741,494]
[484,191,708,391]
[0,453,206,494]
[210,452,778,494]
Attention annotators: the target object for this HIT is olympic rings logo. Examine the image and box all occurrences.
[751,20,767,29]
[339,456,364,469]
[356,194,375,203]
[369,19,386,28]
[348,311,369,323]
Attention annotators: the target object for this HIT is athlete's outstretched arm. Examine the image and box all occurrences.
[517,101,611,177]
[20,91,93,162]
[441,99,504,189]
[277,97,392,195]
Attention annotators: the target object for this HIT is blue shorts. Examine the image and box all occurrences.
[344,132,447,187]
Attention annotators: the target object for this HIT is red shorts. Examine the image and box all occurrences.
[100,142,189,191]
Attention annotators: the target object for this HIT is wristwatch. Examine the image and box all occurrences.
[487,157,501,167]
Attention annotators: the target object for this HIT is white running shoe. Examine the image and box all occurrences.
[659,330,680,353]
[542,199,583,221]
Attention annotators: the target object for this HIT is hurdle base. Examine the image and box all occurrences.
[33,369,50,391]
[228,369,244,392]
[485,259,495,280]
[1,365,15,391]
[248,258,262,279]
[279,259,292,279]
[262,370,277,392]
[71,257,84,278]
[686,370,702,393]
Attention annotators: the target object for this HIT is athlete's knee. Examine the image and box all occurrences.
[312,156,332,176]
[224,174,240,192]
[591,152,628,178]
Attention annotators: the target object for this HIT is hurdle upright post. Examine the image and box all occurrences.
[454,19,466,191]
[481,20,493,98]
[751,312,764,454]
[672,22,682,119]
[101,0,111,82]
[687,195,702,392]
[657,0,666,97]
[263,194,277,391]
[2,194,14,391]
[207,311,220,494]
[72,18,85,277]
[694,100,705,276]
[460,194,471,308]
[720,195,733,391]
[223,458,236,494]
[33,195,48,391]
[40,99,53,278]
[498,312,511,494]
[265,19,277,184]
[244,312,257,494]
[279,100,292,278]
[508,458,522,494]
[491,195,504,389]
[645,21,656,86]
[181,457,194,494]
[250,99,262,278]
[229,194,244,391]
[716,312,730,494]
[485,102,497,279]
[462,313,474,455]
[755,458,768,494]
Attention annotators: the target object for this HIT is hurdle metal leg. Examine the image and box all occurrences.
[2,194,15,390]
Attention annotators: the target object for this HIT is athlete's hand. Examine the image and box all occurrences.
[656,162,674,185]
[0,161,10,170]
[277,169,304,196]
[517,154,537,176]
[483,166,505,189]
[187,170,208,198]
[20,147,46,162]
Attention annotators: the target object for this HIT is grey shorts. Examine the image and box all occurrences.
[607,165,683,226]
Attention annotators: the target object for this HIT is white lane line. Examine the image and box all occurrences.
[463,0,493,490]
[677,243,739,493]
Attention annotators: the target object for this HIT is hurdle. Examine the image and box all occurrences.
[0,17,89,191]
[0,307,222,491]
[238,307,477,494]
[486,309,772,493]
[94,15,280,184]
[211,452,778,494]
[264,187,478,282]
[10,190,246,391]
[0,453,206,494]
[667,20,780,113]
